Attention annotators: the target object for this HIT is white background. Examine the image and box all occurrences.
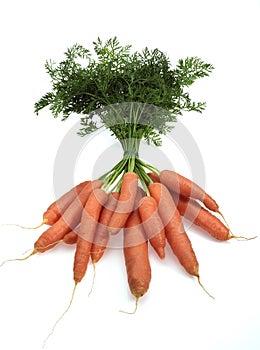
[0,0,260,349]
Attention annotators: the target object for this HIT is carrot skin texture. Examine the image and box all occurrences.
[172,193,230,240]
[159,169,219,212]
[108,172,138,235]
[91,192,120,263]
[73,236,92,284]
[138,196,166,259]
[43,180,90,225]
[149,182,199,277]
[63,231,78,245]
[34,180,103,252]
[124,210,151,298]
[73,188,108,283]
[91,187,144,264]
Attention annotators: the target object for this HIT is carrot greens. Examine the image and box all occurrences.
[35,37,213,192]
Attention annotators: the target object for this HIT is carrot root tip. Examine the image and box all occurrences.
[119,296,140,315]
[0,249,36,268]
[88,263,97,297]
[217,210,232,230]
[1,219,48,230]
[197,275,215,299]
[42,282,78,349]
[228,235,257,241]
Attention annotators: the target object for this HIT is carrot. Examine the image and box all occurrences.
[42,189,108,347]
[43,180,90,226]
[34,180,102,253]
[171,193,253,241]
[39,231,78,249]
[138,196,166,259]
[171,193,227,239]
[147,172,160,183]
[63,231,78,245]
[42,190,109,348]
[108,172,138,235]
[73,188,108,283]
[149,183,200,275]
[123,209,151,310]
[159,169,219,212]
[91,192,120,263]
[149,182,214,296]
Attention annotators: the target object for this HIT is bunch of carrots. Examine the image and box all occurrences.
[27,168,244,306]
[1,37,256,349]
[3,38,254,320]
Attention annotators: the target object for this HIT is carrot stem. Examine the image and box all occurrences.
[136,158,160,175]
[134,166,150,196]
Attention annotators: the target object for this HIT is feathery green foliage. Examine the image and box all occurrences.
[35,37,214,192]
[35,37,213,146]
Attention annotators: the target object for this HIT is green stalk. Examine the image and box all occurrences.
[101,158,128,191]
[100,104,161,193]
[134,165,150,196]
[136,158,160,175]
[100,120,162,193]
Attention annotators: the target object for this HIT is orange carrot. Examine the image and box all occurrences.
[63,231,78,245]
[149,182,199,277]
[171,193,231,240]
[73,188,108,283]
[34,180,103,253]
[159,169,219,212]
[138,196,166,259]
[43,180,90,225]
[91,192,120,263]
[123,209,151,303]
[91,187,145,264]
[147,172,160,183]
[108,172,138,235]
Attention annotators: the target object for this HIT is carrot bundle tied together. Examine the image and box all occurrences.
[19,167,252,312]
[10,38,254,346]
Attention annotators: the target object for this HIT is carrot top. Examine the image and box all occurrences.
[34,37,213,194]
